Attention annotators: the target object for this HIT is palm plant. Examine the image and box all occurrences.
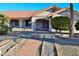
[0,15,8,26]
[0,14,11,35]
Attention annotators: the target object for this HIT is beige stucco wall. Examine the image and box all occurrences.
[31,10,53,31]
[35,11,51,16]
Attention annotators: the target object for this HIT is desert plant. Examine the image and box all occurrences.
[0,14,11,35]
[75,20,79,30]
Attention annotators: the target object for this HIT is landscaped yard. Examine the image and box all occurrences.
[0,31,79,56]
[54,35,79,56]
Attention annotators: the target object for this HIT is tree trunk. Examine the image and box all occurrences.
[69,3,74,37]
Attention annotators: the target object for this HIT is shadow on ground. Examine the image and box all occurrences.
[8,31,79,46]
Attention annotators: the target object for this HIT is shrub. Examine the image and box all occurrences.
[51,16,70,32]
[0,14,11,35]
[75,20,79,30]
[0,28,7,35]
[0,25,9,35]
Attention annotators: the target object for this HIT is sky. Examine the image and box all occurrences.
[0,3,78,11]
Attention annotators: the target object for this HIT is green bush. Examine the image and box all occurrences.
[0,28,7,35]
[51,16,70,32]
[75,20,79,30]
[0,25,9,35]
[0,14,11,35]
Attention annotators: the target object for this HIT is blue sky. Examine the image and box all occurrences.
[0,3,79,11]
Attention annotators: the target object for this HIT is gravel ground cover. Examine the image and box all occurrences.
[54,35,79,56]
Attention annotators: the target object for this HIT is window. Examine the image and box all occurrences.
[15,20,19,27]
[25,20,31,26]
[10,20,19,28]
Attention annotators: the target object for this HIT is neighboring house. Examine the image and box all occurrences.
[0,5,79,32]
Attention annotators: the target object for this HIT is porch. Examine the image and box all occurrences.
[35,19,49,31]
[9,19,33,31]
[31,16,52,31]
[9,16,52,31]
[10,19,31,28]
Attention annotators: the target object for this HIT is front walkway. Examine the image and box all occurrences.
[0,31,56,56]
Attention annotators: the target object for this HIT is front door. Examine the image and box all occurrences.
[36,19,49,31]
[42,20,49,31]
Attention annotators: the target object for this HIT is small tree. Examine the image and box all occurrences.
[51,16,70,32]
[0,14,11,35]
[75,20,79,30]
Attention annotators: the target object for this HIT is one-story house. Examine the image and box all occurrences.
[1,5,79,33]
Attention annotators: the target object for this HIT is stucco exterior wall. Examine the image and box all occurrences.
[35,11,51,16]
[31,10,53,31]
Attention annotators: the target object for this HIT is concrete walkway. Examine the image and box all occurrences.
[0,31,56,56]
[16,39,42,56]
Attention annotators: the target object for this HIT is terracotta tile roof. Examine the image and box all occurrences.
[31,5,61,16]
[0,5,61,19]
[0,11,37,19]
[0,5,78,19]
[0,6,61,19]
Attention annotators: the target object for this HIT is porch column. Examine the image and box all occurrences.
[31,17,36,30]
[49,18,52,31]
[7,21,10,27]
[73,21,76,33]
[19,20,23,28]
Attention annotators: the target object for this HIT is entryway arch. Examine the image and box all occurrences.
[35,19,49,31]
